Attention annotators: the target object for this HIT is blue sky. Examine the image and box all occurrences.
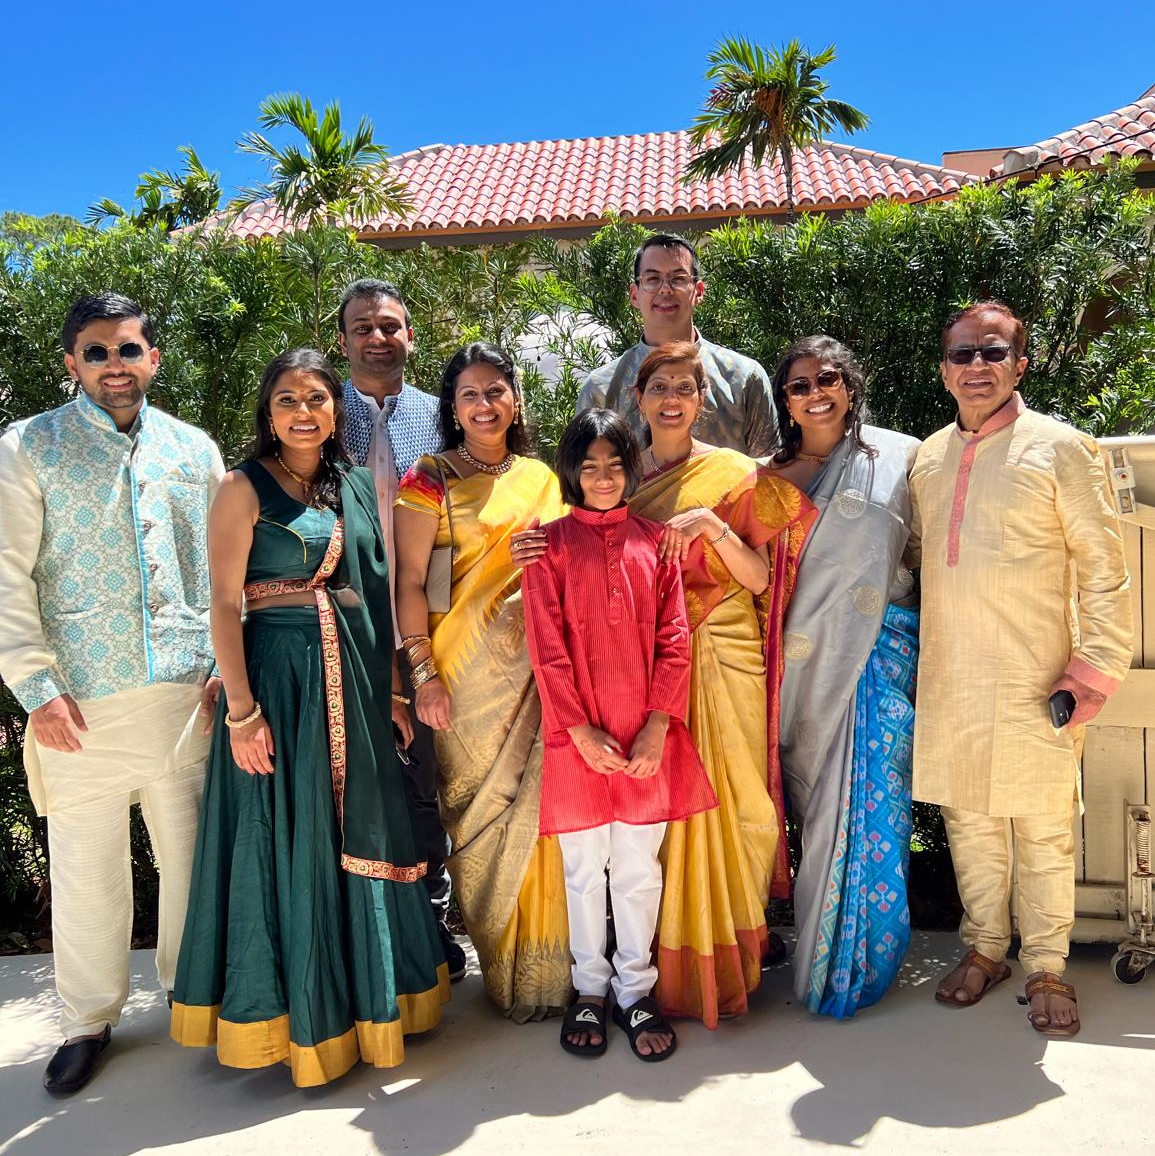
[3,0,1153,221]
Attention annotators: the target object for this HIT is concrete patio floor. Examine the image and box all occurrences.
[2,931,1154,1155]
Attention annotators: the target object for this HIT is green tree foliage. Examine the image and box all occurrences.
[0,212,83,272]
[685,38,870,222]
[86,147,223,231]
[231,94,410,228]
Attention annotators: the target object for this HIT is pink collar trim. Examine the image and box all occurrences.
[955,391,1025,439]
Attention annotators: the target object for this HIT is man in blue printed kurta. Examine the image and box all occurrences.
[0,293,224,1094]
[336,279,464,981]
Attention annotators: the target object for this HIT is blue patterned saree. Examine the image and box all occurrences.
[778,427,921,1018]
[805,604,918,1016]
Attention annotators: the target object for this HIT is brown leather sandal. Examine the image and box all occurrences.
[1024,973,1081,1037]
[934,947,1012,1007]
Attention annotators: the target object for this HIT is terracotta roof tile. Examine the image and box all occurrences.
[994,95,1155,176]
[216,129,974,241]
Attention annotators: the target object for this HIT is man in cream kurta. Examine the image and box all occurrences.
[0,293,224,1093]
[910,301,1132,1037]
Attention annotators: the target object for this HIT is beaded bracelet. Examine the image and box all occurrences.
[224,702,263,729]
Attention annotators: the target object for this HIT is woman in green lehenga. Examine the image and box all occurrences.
[171,349,448,1088]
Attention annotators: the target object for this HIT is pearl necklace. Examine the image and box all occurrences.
[275,452,322,505]
[457,444,516,475]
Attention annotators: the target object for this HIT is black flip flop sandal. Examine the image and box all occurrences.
[611,996,677,1063]
[560,1000,609,1057]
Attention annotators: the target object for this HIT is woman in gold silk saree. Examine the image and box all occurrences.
[632,449,812,1025]
[394,343,571,1021]
[624,341,814,1027]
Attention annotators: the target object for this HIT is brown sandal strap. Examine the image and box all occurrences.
[1025,977,1077,1001]
[962,947,1007,981]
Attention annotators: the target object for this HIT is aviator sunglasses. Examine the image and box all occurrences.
[80,341,149,366]
[944,343,1014,367]
[786,369,843,398]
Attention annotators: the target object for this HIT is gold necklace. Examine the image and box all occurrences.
[795,451,828,463]
[645,444,694,474]
[275,452,322,504]
[457,444,515,475]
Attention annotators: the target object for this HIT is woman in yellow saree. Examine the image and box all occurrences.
[628,342,814,1027]
[394,342,571,1022]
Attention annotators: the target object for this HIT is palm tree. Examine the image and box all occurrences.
[685,37,870,223]
[229,93,411,229]
[86,146,222,230]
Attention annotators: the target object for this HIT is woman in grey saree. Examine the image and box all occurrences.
[767,337,919,1018]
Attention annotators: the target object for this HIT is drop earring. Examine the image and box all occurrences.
[269,419,278,442]
[452,411,461,430]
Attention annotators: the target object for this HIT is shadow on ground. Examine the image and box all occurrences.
[1,933,1150,1154]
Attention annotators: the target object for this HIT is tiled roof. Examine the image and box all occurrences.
[995,95,1155,177]
[217,130,975,241]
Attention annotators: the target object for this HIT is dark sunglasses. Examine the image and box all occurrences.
[786,369,843,398]
[80,341,148,366]
[944,344,1013,367]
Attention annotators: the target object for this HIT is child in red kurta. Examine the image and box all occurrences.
[523,409,716,1063]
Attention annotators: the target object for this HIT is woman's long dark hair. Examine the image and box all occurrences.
[248,348,352,509]
[769,335,875,464]
[437,341,532,455]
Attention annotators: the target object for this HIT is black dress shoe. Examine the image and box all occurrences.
[43,1026,111,1096]
[438,921,468,982]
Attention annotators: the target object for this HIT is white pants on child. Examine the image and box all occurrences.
[557,820,667,1008]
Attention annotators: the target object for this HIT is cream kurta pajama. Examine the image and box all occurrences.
[910,392,1132,975]
[0,394,224,1038]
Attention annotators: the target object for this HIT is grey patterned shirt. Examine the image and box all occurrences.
[577,333,778,456]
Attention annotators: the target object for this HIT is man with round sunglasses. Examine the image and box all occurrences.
[0,292,224,1093]
[577,233,777,457]
[909,299,1132,1038]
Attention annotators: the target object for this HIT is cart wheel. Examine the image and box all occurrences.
[1112,951,1147,984]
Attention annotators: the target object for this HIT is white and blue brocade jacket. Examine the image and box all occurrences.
[0,395,225,712]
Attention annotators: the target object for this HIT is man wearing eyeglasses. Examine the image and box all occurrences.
[577,233,777,456]
[0,292,224,1094]
[909,299,1131,1038]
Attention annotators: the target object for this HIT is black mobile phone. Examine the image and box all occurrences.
[1048,690,1077,729]
[392,722,413,764]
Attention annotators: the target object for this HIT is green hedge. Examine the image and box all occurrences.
[1,164,1152,937]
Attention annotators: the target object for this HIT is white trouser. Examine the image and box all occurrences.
[557,821,667,1007]
[32,683,209,1038]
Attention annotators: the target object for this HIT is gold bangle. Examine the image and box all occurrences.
[708,522,732,547]
[400,634,431,648]
[224,702,262,729]
[411,659,440,689]
[391,691,412,705]
[404,641,433,665]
